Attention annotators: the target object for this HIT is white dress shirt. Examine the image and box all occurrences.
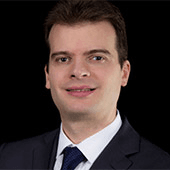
[54,110,122,170]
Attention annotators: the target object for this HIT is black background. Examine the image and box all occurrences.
[0,1,170,154]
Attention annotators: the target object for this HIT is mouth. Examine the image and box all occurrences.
[66,88,96,92]
[65,86,96,97]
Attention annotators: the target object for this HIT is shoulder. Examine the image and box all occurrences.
[0,129,59,159]
[141,137,170,161]
[130,135,170,168]
[119,115,170,168]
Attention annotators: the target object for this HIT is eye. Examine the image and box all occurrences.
[56,57,71,63]
[88,55,106,64]
[60,57,68,62]
[93,56,104,61]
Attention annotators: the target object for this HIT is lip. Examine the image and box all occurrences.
[66,85,96,97]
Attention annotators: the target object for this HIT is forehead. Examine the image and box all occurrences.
[49,21,117,54]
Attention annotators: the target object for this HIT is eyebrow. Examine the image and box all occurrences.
[51,51,72,59]
[83,49,111,56]
[50,49,111,59]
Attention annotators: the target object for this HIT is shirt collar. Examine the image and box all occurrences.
[56,110,122,164]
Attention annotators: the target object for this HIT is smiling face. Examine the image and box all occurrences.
[45,21,130,122]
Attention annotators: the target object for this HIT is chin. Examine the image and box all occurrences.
[67,105,90,114]
[55,95,99,115]
[63,103,96,115]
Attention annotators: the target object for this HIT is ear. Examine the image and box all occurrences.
[121,60,131,87]
[44,65,51,89]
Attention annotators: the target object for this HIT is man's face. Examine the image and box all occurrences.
[45,21,130,121]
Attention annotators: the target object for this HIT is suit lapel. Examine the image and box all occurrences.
[90,148,132,170]
[32,129,60,169]
[90,116,140,169]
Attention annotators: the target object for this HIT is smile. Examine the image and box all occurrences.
[66,86,96,97]
[66,88,95,92]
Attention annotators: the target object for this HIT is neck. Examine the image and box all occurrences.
[61,108,117,144]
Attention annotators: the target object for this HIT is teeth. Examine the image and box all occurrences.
[67,88,94,92]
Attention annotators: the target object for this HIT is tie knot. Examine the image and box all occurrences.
[61,147,86,170]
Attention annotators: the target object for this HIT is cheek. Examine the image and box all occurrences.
[48,69,66,108]
[100,66,122,94]
[49,68,64,90]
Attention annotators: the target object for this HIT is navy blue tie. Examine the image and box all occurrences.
[61,147,86,170]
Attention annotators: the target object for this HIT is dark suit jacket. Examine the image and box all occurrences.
[0,116,170,169]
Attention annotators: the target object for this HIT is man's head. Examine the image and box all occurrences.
[44,0,130,124]
[44,0,128,68]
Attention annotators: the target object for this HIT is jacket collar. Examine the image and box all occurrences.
[32,115,140,169]
[90,116,140,169]
[32,128,60,169]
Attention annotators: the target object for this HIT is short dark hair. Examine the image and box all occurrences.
[44,0,128,68]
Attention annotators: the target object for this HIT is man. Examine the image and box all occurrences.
[0,0,170,169]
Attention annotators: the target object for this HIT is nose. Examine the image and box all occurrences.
[70,59,90,79]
